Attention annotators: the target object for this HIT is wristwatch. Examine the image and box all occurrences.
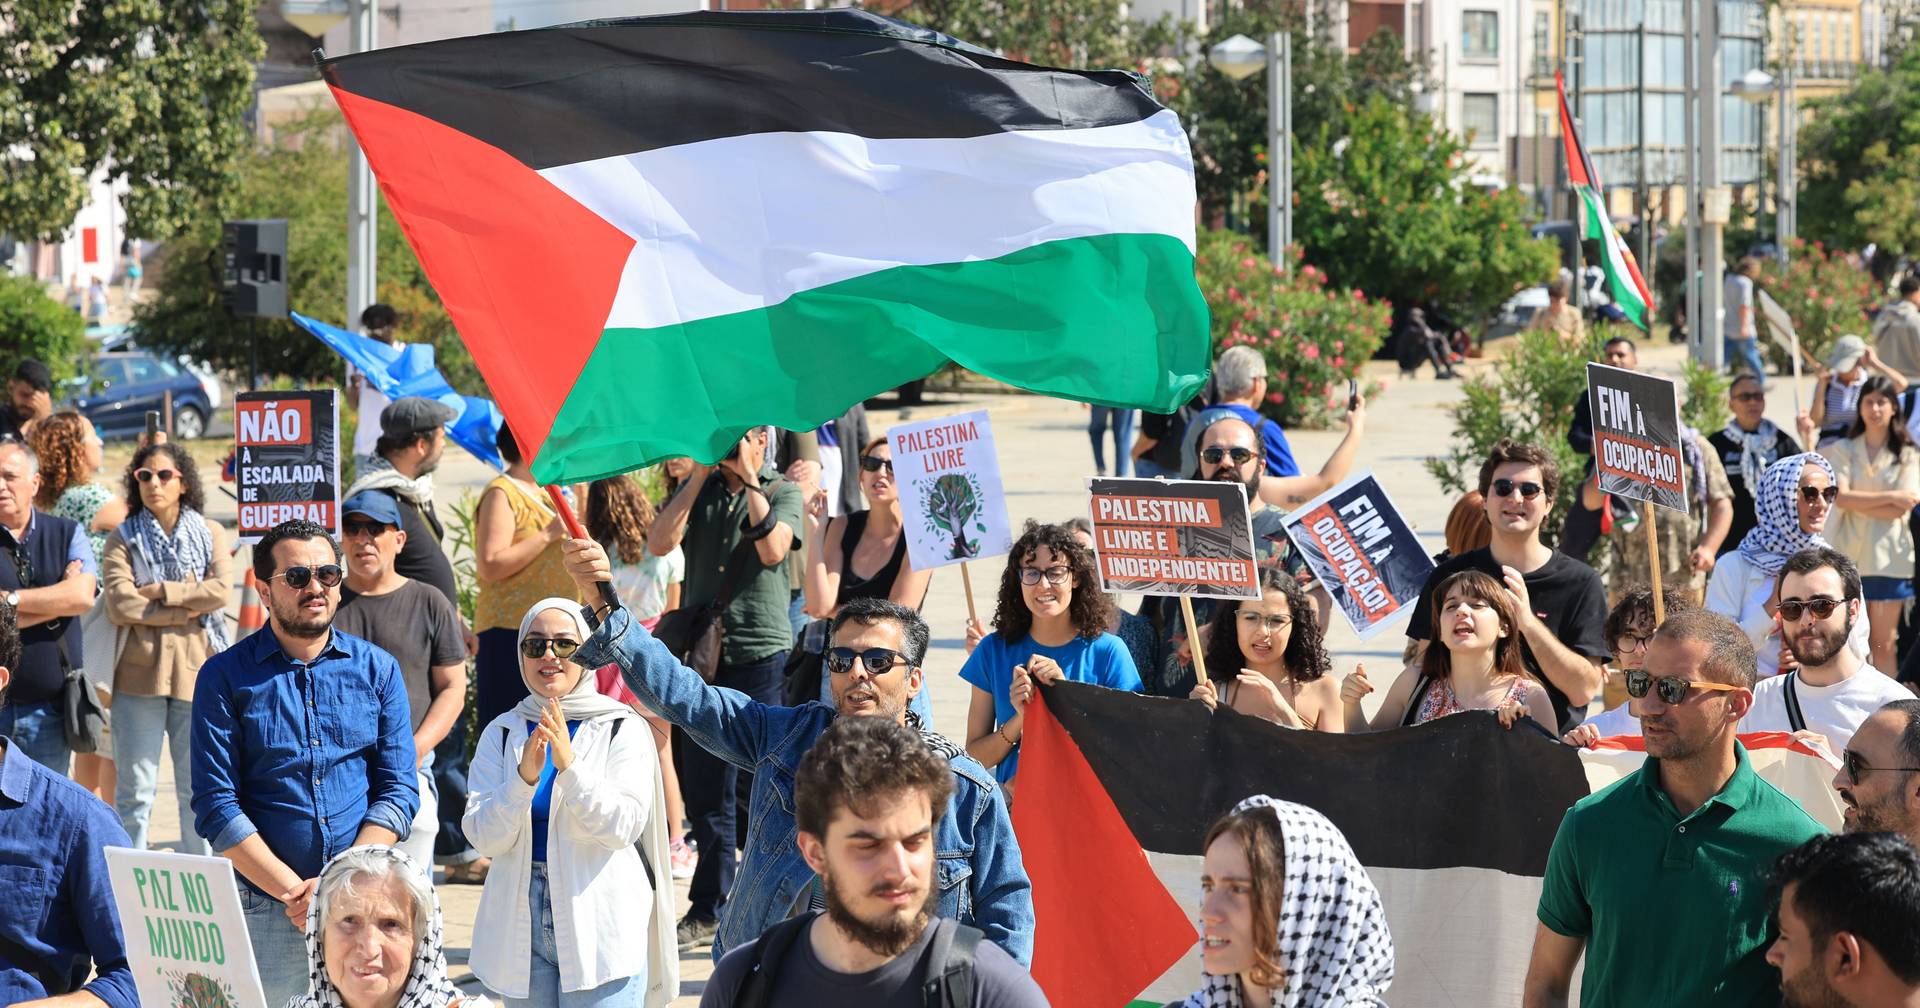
[2,591,18,609]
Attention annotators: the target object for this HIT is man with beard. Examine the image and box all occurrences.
[1404,439,1610,733]
[1748,548,1912,752]
[190,519,418,1008]
[1767,832,1920,1008]
[700,717,1044,1006]
[1831,699,1920,843]
[1525,610,1824,1007]
[562,540,1035,965]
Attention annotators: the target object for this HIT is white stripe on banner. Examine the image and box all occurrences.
[537,110,1197,331]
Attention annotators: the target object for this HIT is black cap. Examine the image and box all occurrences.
[11,359,50,392]
[379,396,457,439]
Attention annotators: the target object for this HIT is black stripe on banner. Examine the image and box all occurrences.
[1042,680,1593,875]
[320,8,1166,171]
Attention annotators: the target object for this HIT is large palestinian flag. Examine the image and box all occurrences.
[320,10,1209,484]
[1014,681,1841,1006]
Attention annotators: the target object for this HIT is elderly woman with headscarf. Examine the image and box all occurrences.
[1704,452,1872,678]
[1180,795,1394,1007]
[288,846,490,1008]
[462,598,678,1008]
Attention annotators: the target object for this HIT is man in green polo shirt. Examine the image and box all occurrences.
[1524,608,1826,1007]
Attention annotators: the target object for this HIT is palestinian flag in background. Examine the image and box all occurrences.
[1556,70,1655,331]
[320,10,1209,484]
[1014,681,1842,1006]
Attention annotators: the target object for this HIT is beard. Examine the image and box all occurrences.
[1786,614,1853,667]
[1779,960,1847,1008]
[1196,464,1259,502]
[821,863,932,959]
[270,594,334,638]
[1841,787,1911,835]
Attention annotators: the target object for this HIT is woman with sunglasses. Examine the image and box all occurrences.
[960,521,1141,792]
[465,598,677,1008]
[1189,568,1342,731]
[1821,375,1920,674]
[1344,570,1555,731]
[1706,452,1873,677]
[100,442,228,853]
[801,438,930,617]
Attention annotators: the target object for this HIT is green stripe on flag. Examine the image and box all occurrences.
[535,231,1211,483]
[1579,185,1650,329]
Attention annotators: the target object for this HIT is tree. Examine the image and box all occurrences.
[133,111,485,394]
[0,275,87,384]
[922,473,983,560]
[899,0,1178,70]
[1798,42,1920,260]
[1,2,265,240]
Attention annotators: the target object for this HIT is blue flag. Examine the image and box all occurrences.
[291,312,504,470]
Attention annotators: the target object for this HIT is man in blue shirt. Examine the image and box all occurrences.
[0,586,137,1008]
[1190,344,1300,477]
[191,519,417,1008]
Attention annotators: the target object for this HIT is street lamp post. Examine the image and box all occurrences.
[346,0,377,329]
[1732,59,1793,266]
[1209,33,1292,268]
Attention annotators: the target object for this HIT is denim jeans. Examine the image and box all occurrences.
[112,693,209,855]
[505,863,645,1008]
[1724,336,1767,378]
[677,650,785,921]
[1133,458,1180,480]
[239,884,310,1008]
[432,725,480,865]
[0,700,69,777]
[398,754,439,872]
[1087,406,1136,476]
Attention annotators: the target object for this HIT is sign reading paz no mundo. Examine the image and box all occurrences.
[1587,362,1689,514]
[105,847,268,1008]
[1087,477,1260,600]
[234,390,341,543]
[888,408,1014,571]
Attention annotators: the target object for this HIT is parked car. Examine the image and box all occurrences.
[63,350,216,440]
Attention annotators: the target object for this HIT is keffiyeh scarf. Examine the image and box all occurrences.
[1722,418,1787,492]
[124,507,229,652]
[1736,452,1834,577]
[1182,796,1395,1008]
[286,847,479,1008]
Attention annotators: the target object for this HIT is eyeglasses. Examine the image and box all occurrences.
[342,518,394,539]
[1732,392,1766,403]
[1614,632,1655,654]
[1624,669,1742,705]
[1491,478,1544,500]
[134,468,178,484]
[1237,611,1293,633]
[1799,485,1840,504]
[1201,446,1257,466]
[269,564,343,590]
[825,646,911,675]
[1778,596,1848,622]
[1017,565,1071,586]
[1841,749,1920,783]
[858,455,894,474]
[519,637,581,659]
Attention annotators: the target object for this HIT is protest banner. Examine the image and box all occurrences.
[234,390,340,544]
[1587,363,1687,617]
[1757,288,1808,413]
[1280,473,1435,640]
[889,409,1013,620]
[104,847,268,1008]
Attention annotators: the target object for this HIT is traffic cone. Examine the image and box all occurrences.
[237,569,266,637]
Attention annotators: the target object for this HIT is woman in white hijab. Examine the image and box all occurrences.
[288,846,488,1008]
[1181,795,1394,1008]
[463,598,677,1008]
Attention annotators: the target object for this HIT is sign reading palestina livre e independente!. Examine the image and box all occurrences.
[1085,478,1260,601]
[1280,473,1436,640]
[104,848,269,1008]
[1586,363,1689,514]
[888,409,1014,570]
[233,390,340,544]
[317,8,1209,485]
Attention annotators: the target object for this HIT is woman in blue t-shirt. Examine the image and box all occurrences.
[961,521,1141,793]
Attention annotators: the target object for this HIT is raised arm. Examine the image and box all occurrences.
[1257,397,1367,507]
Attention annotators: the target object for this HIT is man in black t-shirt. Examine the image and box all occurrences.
[1405,439,1610,731]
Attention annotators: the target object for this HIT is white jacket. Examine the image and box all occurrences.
[1704,550,1871,677]
[463,708,677,1005]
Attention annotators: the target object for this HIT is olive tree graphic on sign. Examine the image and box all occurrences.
[167,971,237,1008]
[922,473,983,560]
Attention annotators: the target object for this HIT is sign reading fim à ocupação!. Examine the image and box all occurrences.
[234,390,340,544]
[1587,362,1689,514]
[1087,478,1260,601]
[1280,473,1435,640]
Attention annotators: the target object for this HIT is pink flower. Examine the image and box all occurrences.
[1332,356,1347,369]
[1303,345,1321,360]
[1269,328,1282,339]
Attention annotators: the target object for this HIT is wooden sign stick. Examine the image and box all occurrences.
[959,560,979,625]
[1181,594,1209,687]
[1645,500,1665,623]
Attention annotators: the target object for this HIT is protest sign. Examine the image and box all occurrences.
[1086,478,1260,601]
[890,409,1013,571]
[1281,473,1435,640]
[1757,288,1807,413]
[234,390,340,543]
[1586,363,1688,513]
[104,847,268,1008]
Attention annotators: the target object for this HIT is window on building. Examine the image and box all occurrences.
[1463,10,1499,59]
[1462,92,1499,145]
[1533,11,1552,76]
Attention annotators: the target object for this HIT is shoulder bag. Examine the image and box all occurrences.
[652,534,762,683]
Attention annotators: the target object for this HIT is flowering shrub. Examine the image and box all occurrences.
[1194,228,1391,427]
[1756,239,1880,372]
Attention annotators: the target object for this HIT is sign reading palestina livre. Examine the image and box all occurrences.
[889,409,1014,570]
[104,847,268,1008]
[1587,363,1689,513]
[234,390,341,544]
[1280,473,1435,640]
[1086,478,1260,600]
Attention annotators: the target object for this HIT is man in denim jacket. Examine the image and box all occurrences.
[564,538,1034,964]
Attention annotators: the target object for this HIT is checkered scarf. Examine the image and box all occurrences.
[285,847,480,1008]
[124,507,229,653]
[1736,452,1834,577]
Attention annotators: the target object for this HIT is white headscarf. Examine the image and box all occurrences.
[1182,796,1395,1008]
[512,597,631,725]
[285,846,489,1008]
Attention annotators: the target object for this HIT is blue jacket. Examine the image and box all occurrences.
[576,608,1034,965]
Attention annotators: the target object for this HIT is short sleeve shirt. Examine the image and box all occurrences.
[700,916,1047,1008]
[336,579,468,731]
[958,631,1141,783]
[1723,274,1756,339]
[52,483,113,567]
[680,471,804,665]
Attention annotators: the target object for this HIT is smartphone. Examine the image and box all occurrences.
[1347,379,1359,412]
[144,410,161,439]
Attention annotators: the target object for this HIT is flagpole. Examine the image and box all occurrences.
[545,484,623,616]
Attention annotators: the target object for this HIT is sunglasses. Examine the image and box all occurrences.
[1491,478,1544,500]
[1841,749,1920,783]
[1732,392,1766,403]
[1201,446,1257,466]
[1799,485,1839,503]
[135,468,178,484]
[858,455,894,474]
[270,564,343,590]
[519,637,581,659]
[825,646,911,675]
[1237,611,1293,632]
[342,518,394,539]
[1018,565,1071,586]
[1623,669,1742,705]
[1778,596,1848,622]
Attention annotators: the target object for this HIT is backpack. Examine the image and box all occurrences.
[733,914,982,1008]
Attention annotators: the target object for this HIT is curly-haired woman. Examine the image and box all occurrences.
[960,521,1140,791]
[1189,567,1343,731]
